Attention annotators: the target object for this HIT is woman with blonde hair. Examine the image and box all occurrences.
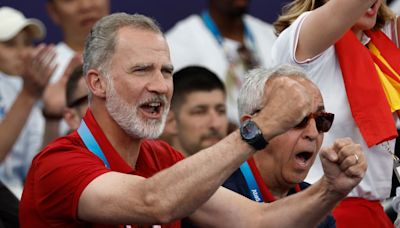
[271,0,399,227]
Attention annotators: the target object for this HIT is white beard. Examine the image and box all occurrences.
[105,79,169,139]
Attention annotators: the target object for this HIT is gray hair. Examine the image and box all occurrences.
[82,12,163,77]
[238,64,308,117]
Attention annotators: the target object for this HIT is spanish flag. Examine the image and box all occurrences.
[335,29,399,147]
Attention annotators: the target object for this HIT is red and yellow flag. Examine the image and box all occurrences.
[335,29,399,147]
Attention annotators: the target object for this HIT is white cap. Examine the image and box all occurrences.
[0,7,46,42]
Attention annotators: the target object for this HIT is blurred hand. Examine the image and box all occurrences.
[20,43,57,98]
[320,138,367,197]
[42,54,82,118]
[253,76,312,140]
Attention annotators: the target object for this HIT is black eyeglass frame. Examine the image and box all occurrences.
[67,95,88,108]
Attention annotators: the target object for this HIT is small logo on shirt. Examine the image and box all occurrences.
[251,189,261,202]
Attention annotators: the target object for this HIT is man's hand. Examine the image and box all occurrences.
[253,76,312,140]
[42,54,82,118]
[320,138,367,197]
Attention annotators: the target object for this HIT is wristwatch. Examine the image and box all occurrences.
[239,119,268,150]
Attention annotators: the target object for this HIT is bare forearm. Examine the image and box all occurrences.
[0,89,37,161]
[140,130,254,222]
[298,0,376,60]
[256,179,341,228]
[82,131,256,224]
[187,180,341,228]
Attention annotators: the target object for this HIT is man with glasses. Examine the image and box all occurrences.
[63,64,89,131]
[219,65,358,227]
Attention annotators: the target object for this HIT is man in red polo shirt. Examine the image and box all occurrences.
[20,13,367,228]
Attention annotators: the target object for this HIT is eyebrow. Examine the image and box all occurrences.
[162,64,174,73]
[317,105,325,112]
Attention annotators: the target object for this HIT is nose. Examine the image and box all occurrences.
[302,118,320,140]
[208,109,227,131]
[79,0,95,11]
[147,71,170,95]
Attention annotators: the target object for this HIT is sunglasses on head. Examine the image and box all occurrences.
[295,111,335,133]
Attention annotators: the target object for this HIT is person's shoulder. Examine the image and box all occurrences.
[33,132,87,165]
[169,14,201,29]
[244,14,274,29]
[166,14,203,37]
[244,15,277,43]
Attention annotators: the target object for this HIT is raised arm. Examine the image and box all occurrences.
[77,76,312,224]
[41,54,82,147]
[187,138,366,228]
[0,44,56,162]
[296,0,377,61]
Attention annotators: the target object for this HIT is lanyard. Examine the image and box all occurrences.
[239,161,264,202]
[77,119,110,169]
[240,159,302,203]
[201,10,256,49]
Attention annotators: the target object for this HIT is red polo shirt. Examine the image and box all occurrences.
[20,110,184,228]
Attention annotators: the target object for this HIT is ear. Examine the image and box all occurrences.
[239,114,252,124]
[164,111,178,135]
[86,69,107,98]
[63,108,80,131]
[159,111,178,144]
[46,2,61,25]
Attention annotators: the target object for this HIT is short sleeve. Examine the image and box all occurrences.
[31,138,109,221]
[272,12,324,66]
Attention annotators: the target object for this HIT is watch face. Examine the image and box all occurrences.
[242,120,259,139]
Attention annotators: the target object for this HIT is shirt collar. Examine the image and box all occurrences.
[82,108,134,174]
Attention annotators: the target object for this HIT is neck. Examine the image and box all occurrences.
[63,34,86,53]
[351,28,364,41]
[171,136,190,157]
[253,153,291,201]
[91,102,141,167]
[208,8,244,43]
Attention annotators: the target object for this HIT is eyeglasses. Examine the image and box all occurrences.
[295,112,335,133]
[67,95,88,108]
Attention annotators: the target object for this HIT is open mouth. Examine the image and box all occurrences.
[140,101,163,118]
[294,151,314,167]
[80,17,99,27]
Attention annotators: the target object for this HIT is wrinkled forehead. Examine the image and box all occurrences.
[292,76,324,108]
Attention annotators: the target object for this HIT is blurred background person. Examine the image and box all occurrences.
[0,6,57,227]
[46,0,109,82]
[0,6,58,199]
[40,0,109,140]
[162,66,229,157]
[166,0,276,128]
[63,64,89,131]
